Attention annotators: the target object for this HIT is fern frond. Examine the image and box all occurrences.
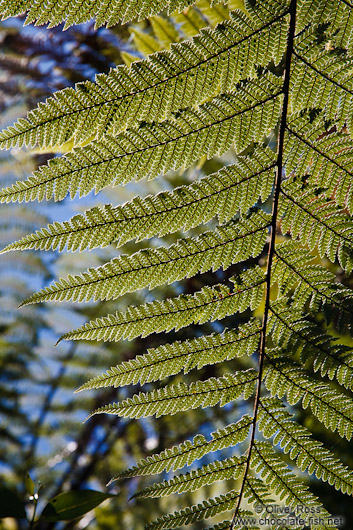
[297,0,353,53]
[2,148,275,252]
[133,455,246,498]
[172,7,206,37]
[206,515,259,530]
[0,75,282,203]
[111,415,252,480]
[259,397,353,494]
[2,0,353,522]
[292,30,353,128]
[251,441,329,519]
[264,357,353,439]
[285,114,353,213]
[243,476,274,508]
[0,7,288,149]
[197,0,230,26]
[129,27,161,55]
[274,243,337,305]
[21,211,270,305]
[59,266,265,342]
[306,132,353,212]
[77,320,261,391]
[268,303,353,390]
[144,488,240,530]
[279,179,353,272]
[273,242,353,326]
[244,478,310,528]
[243,478,306,528]
[88,369,257,419]
[0,0,196,29]
[149,15,180,47]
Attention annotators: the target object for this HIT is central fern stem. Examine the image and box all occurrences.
[230,0,297,524]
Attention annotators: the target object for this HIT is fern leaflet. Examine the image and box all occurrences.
[20,211,269,305]
[77,320,261,390]
[111,415,253,480]
[59,267,265,342]
[88,369,257,419]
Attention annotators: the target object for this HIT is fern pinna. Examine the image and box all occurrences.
[1,0,353,528]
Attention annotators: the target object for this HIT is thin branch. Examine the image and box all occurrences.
[25,344,77,465]
[229,1,297,526]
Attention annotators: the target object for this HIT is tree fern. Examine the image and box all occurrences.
[88,369,257,419]
[267,303,353,389]
[0,0,197,28]
[263,357,353,439]
[112,415,253,480]
[144,489,241,530]
[1,147,275,252]
[20,211,270,305]
[132,455,247,498]
[285,115,353,212]
[279,180,353,271]
[0,5,288,149]
[0,74,282,203]
[2,0,353,528]
[76,319,260,390]
[250,441,331,517]
[58,266,265,342]
[258,398,353,494]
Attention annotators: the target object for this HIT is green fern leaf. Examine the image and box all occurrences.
[268,302,353,390]
[259,397,353,494]
[58,266,265,342]
[150,15,180,47]
[243,477,308,527]
[0,75,282,203]
[144,488,240,530]
[20,211,270,305]
[77,320,261,391]
[111,415,252,480]
[0,7,288,149]
[292,32,353,129]
[88,369,257,419]
[243,476,274,508]
[279,179,353,272]
[129,27,161,55]
[1,148,275,253]
[197,0,230,26]
[2,0,353,523]
[297,0,353,53]
[251,441,331,521]
[172,7,206,37]
[264,357,353,439]
[0,0,196,29]
[273,242,353,329]
[133,455,246,498]
[285,114,353,212]
[206,516,259,530]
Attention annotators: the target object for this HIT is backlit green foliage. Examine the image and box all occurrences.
[1,0,353,528]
